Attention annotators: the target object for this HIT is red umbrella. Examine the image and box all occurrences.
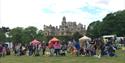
[31,39,40,45]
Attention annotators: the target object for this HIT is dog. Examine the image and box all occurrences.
[60,50,66,56]
[45,51,51,56]
[44,47,51,56]
[70,47,78,56]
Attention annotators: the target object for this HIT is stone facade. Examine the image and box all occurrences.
[43,16,86,36]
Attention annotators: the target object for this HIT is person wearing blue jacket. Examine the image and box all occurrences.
[74,41,80,56]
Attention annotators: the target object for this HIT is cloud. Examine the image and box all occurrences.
[41,8,55,13]
[97,0,110,5]
[1,0,125,29]
[87,0,125,12]
[79,6,104,15]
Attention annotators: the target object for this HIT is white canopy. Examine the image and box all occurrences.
[79,36,91,48]
[79,36,91,41]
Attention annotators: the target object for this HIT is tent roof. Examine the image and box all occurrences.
[31,39,40,44]
[79,36,91,41]
[50,37,59,42]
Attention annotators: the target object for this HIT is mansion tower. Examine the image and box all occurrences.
[43,16,86,36]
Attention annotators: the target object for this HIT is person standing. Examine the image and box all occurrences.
[74,41,80,56]
[2,46,6,57]
[48,42,54,56]
[0,44,3,57]
[28,44,33,56]
[54,42,61,56]
[41,41,46,55]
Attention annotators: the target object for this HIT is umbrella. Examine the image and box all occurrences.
[31,39,40,45]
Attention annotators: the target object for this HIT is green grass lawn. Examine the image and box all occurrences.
[0,50,124,63]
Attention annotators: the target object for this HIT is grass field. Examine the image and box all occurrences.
[0,50,124,63]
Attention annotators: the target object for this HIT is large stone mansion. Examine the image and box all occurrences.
[43,16,86,36]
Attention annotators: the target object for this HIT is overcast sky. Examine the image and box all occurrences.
[1,0,125,29]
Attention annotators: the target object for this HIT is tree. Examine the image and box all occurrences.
[36,30,46,42]
[9,27,23,43]
[100,10,125,36]
[21,26,38,44]
[0,27,11,43]
[72,32,83,41]
[8,26,46,44]
[87,10,125,37]
[24,26,37,39]
[86,21,101,38]
[0,32,6,43]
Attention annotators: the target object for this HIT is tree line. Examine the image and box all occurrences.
[0,26,45,44]
[0,26,83,44]
[86,10,125,38]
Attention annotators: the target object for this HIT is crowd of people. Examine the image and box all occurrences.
[0,37,125,58]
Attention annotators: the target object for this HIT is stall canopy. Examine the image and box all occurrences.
[48,37,60,48]
[49,37,60,44]
[79,36,91,48]
[79,36,91,42]
[31,39,41,45]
